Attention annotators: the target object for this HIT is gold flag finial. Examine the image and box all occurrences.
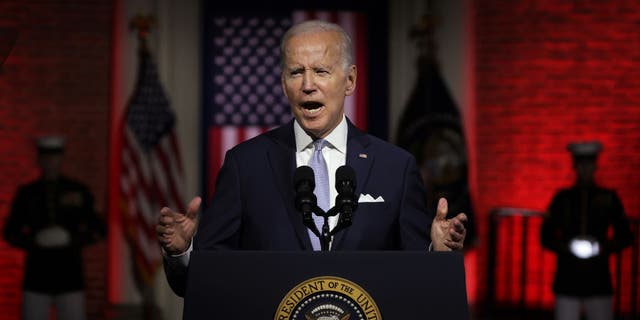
[129,14,155,53]
[130,14,155,40]
[409,0,440,65]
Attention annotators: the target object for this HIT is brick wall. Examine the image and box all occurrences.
[474,0,640,307]
[0,1,112,319]
[3,0,640,317]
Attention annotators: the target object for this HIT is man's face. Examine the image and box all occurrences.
[281,31,356,139]
[38,152,63,180]
[573,158,597,185]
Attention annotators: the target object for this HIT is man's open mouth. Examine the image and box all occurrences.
[300,101,324,114]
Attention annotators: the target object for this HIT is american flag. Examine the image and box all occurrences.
[120,47,185,285]
[204,11,369,201]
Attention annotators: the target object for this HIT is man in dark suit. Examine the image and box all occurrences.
[157,20,468,296]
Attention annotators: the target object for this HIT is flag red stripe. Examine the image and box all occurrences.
[206,126,271,201]
[121,176,164,273]
[123,138,172,222]
[122,155,156,224]
[121,172,157,240]
[121,202,155,272]
[122,129,182,277]
[153,137,186,212]
[122,133,154,197]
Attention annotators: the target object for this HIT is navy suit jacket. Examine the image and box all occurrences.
[166,119,432,295]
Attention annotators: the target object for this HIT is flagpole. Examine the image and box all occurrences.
[107,0,124,305]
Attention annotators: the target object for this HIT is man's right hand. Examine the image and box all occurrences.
[157,196,201,255]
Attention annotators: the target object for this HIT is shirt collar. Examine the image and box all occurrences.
[294,115,348,154]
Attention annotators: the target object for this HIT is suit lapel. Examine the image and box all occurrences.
[266,121,313,250]
[332,121,373,249]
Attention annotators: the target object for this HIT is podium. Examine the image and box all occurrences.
[183,251,469,319]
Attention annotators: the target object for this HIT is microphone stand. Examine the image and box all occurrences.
[321,212,330,251]
[295,165,356,251]
[303,205,331,251]
[310,206,354,251]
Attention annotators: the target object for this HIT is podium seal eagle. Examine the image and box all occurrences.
[275,276,381,320]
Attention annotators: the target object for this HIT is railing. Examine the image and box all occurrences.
[486,208,639,319]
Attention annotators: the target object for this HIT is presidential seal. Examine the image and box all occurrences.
[275,276,381,320]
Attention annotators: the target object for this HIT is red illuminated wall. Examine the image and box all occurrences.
[473,0,640,310]
[0,1,112,319]
[3,0,639,318]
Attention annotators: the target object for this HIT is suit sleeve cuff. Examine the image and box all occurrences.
[162,240,193,268]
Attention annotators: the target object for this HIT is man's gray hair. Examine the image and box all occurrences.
[280,20,354,71]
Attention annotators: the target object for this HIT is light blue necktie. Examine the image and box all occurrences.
[308,139,330,250]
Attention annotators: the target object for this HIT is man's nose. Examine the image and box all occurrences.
[301,72,316,94]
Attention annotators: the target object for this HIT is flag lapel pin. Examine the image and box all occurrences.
[359,153,368,159]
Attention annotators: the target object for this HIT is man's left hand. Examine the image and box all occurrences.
[431,198,467,251]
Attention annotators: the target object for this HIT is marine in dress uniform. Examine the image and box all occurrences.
[540,141,633,320]
[3,136,106,320]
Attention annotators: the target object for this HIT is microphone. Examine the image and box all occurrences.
[335,165,357,213]
[293,166,319,236]
[294,166,316,213]
[331,165,357,233]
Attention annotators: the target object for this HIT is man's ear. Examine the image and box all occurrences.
[345,65,357,96]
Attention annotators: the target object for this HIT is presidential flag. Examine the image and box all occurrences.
[395,15,476,246]
[203,11,369,201]
[120,44,185,285]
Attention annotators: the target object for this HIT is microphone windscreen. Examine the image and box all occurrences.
[335,165,356,188]
[294,165,315,190]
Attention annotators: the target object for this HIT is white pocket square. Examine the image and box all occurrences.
[358,193,385,203]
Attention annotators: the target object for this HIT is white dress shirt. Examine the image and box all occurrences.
[293,115,348,241]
